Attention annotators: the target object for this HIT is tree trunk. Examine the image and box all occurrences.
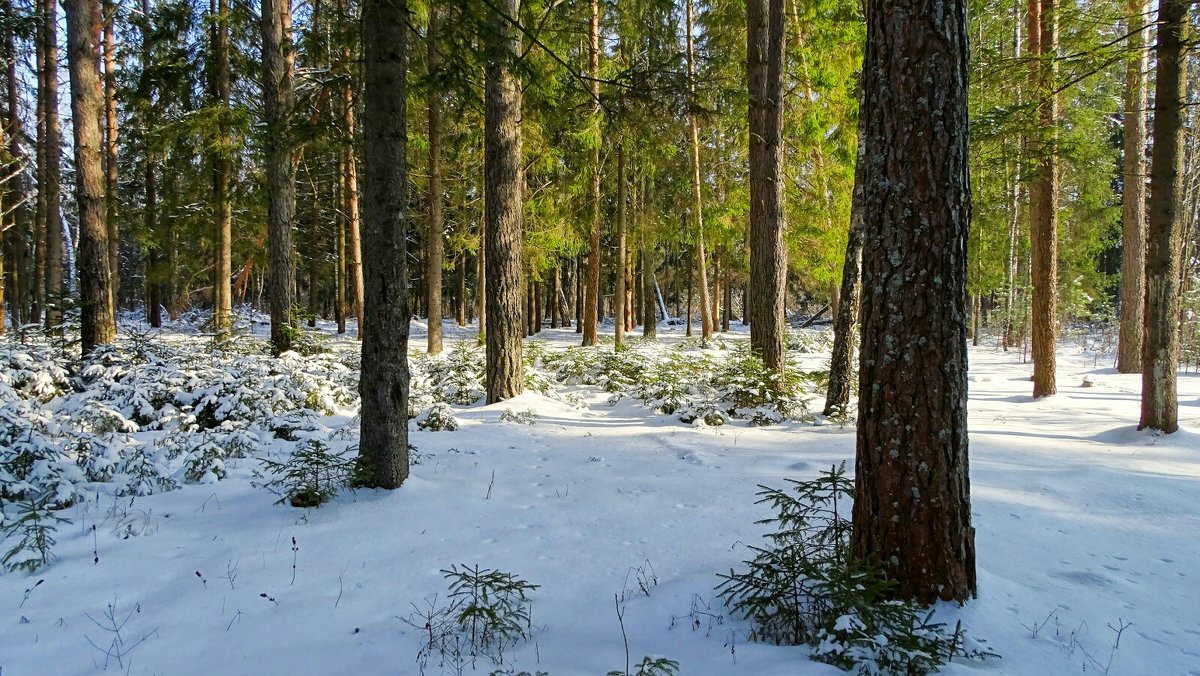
[852,0,976,604]
[1029,0,1058,397]
[457,253,467,326]
[102,0,119,305]
[1117,0,1148,373]
[64,0,115,354]
[425,7,444,354]
[261,0,297,354]
[339,0,363,339]
[582,0,601,347]
[746,0,786,372]
[574,253,583,331]
[642,232,656,338]
[335,169,347,333]
[477,232,486,338]
[824,114,867,417]
[358,0,410,489]
[550,261,560,328]
[212,0,233,333]
[484,0,524,403]
[1139,0,1186,433]
[685,0,712,341]
[615,144,626,348]
[40,0,63,330]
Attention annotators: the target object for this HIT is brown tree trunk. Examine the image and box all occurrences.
[358,0,410,489]
[746,0,786,372]
[484,0,523,402]
[41,0,63,330]
[615,144,626,348]
[550,261,560,328]
[582,0,601,347]
[1139,0,1186,433]
[1029,0,1058,397]
[425,7,444,354]
[1117,0,1148,373]
[140,0,160,328]
[212,0,233,333]
[575,253,583,331]
[477,233,486,339]
[64,0,115,354]
[339,0,363,339]
[851,0,976,604]
[102,0,118,305]
[457,253,467,326]
[685,0,712,340]
[824,114,866,417]
[261,0,296,353]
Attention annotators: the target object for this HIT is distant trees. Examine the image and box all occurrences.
[852,0,975,603]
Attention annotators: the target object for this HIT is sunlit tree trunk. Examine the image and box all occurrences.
[102,0,119,305]
[615,144,626,348]
[1118,0,1148,373]
[852,0,976,604]
[212,0,233,333]
[261,0,297,353]
[686,0,712,340]
[425,8,444,354]
[40,0,64,330]
[1029,0,1058,397]
[582,0,601,347]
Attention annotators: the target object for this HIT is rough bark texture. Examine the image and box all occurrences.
[64,0,115,354]
[261,0,296,354]
[358,0,410,489]
[1029,0,1058,397]
[1139,0,1186,434]
[484,0,524,403]
[851,0,976,604]
[1117,0,1148,374]
[212,0,233,333]
[102,0,118,304]
[40,0,63,329]
[824,120,867,417]
[339,3,363,339]
[615,145,626,348]
[746,0,786,373]
[425,8,444,355]
[477,237,486,338]
[685,0,712,341]
[582,0,601,347]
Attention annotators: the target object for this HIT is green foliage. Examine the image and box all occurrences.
[1,493,72,573]
[716,464,996,674]
[607,656,680,676]
[254,439,359,507]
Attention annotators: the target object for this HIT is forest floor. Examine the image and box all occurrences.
[1,317,1198,675]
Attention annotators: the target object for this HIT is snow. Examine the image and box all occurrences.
[2,319,1199,675]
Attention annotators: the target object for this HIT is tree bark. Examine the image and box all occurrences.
[852,0,976,604]
[824,115,866,417]
[102,0,119,305]
[212,0,233,333]
[582,0,601,347]
[358,0,410,489]
[1117,0,1148,373]
[615,144,626,348]
[261,0,297,353]
[339,0,363,339]
[1029,0,1058,397]
[484,0,524,403]
[1139,0,1186,433]
[746,0,786,372]
[64,0,115,354]
[425,8,444,354]
[685,0,712,341]
[40,0,63,330]
[477,232,486,339]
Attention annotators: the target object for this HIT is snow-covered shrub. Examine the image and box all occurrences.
[416,342,485,405]
[416,403,460,431]
[716,346,807,425]
[254,438,358,507]
[608,656,680,676]
[716,464,995,674]
[1,494,71,572]
[500,409,538,425]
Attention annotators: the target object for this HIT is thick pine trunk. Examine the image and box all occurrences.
[1139,0,1186,433]
[852,0,976,604]
[1117,0,1148,373]
[582,0,601,347]
[261,0,297,354]
[212,0,233,333]
[1029,0,1058,397]
[64,0,115,354]
[484,0,524,402]
[358,0,410,489]
[746,0,786,372]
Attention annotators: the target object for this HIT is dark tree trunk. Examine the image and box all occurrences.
[746,0,786,373]
[358,0,410,489]
[457,253,467,326]
[261,0,296,354]
[212,0,233,333]
[1117,0,1148,373]
[851,0,976,604]
[339,0,363,339]
[574,253,583,332]
[484,0,523,402]
[615,144,626,348]
[476,231,485,339]
[1139,0,1186,433]
[824,117,866,417]
[65,0,115,354]
[425,7,444,354]
[1029,0,1058,397]
[550,262,560,328]
[40,0,63,330]
[102,0,118,305]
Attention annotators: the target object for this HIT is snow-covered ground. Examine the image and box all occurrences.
[2,319,1198,675]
